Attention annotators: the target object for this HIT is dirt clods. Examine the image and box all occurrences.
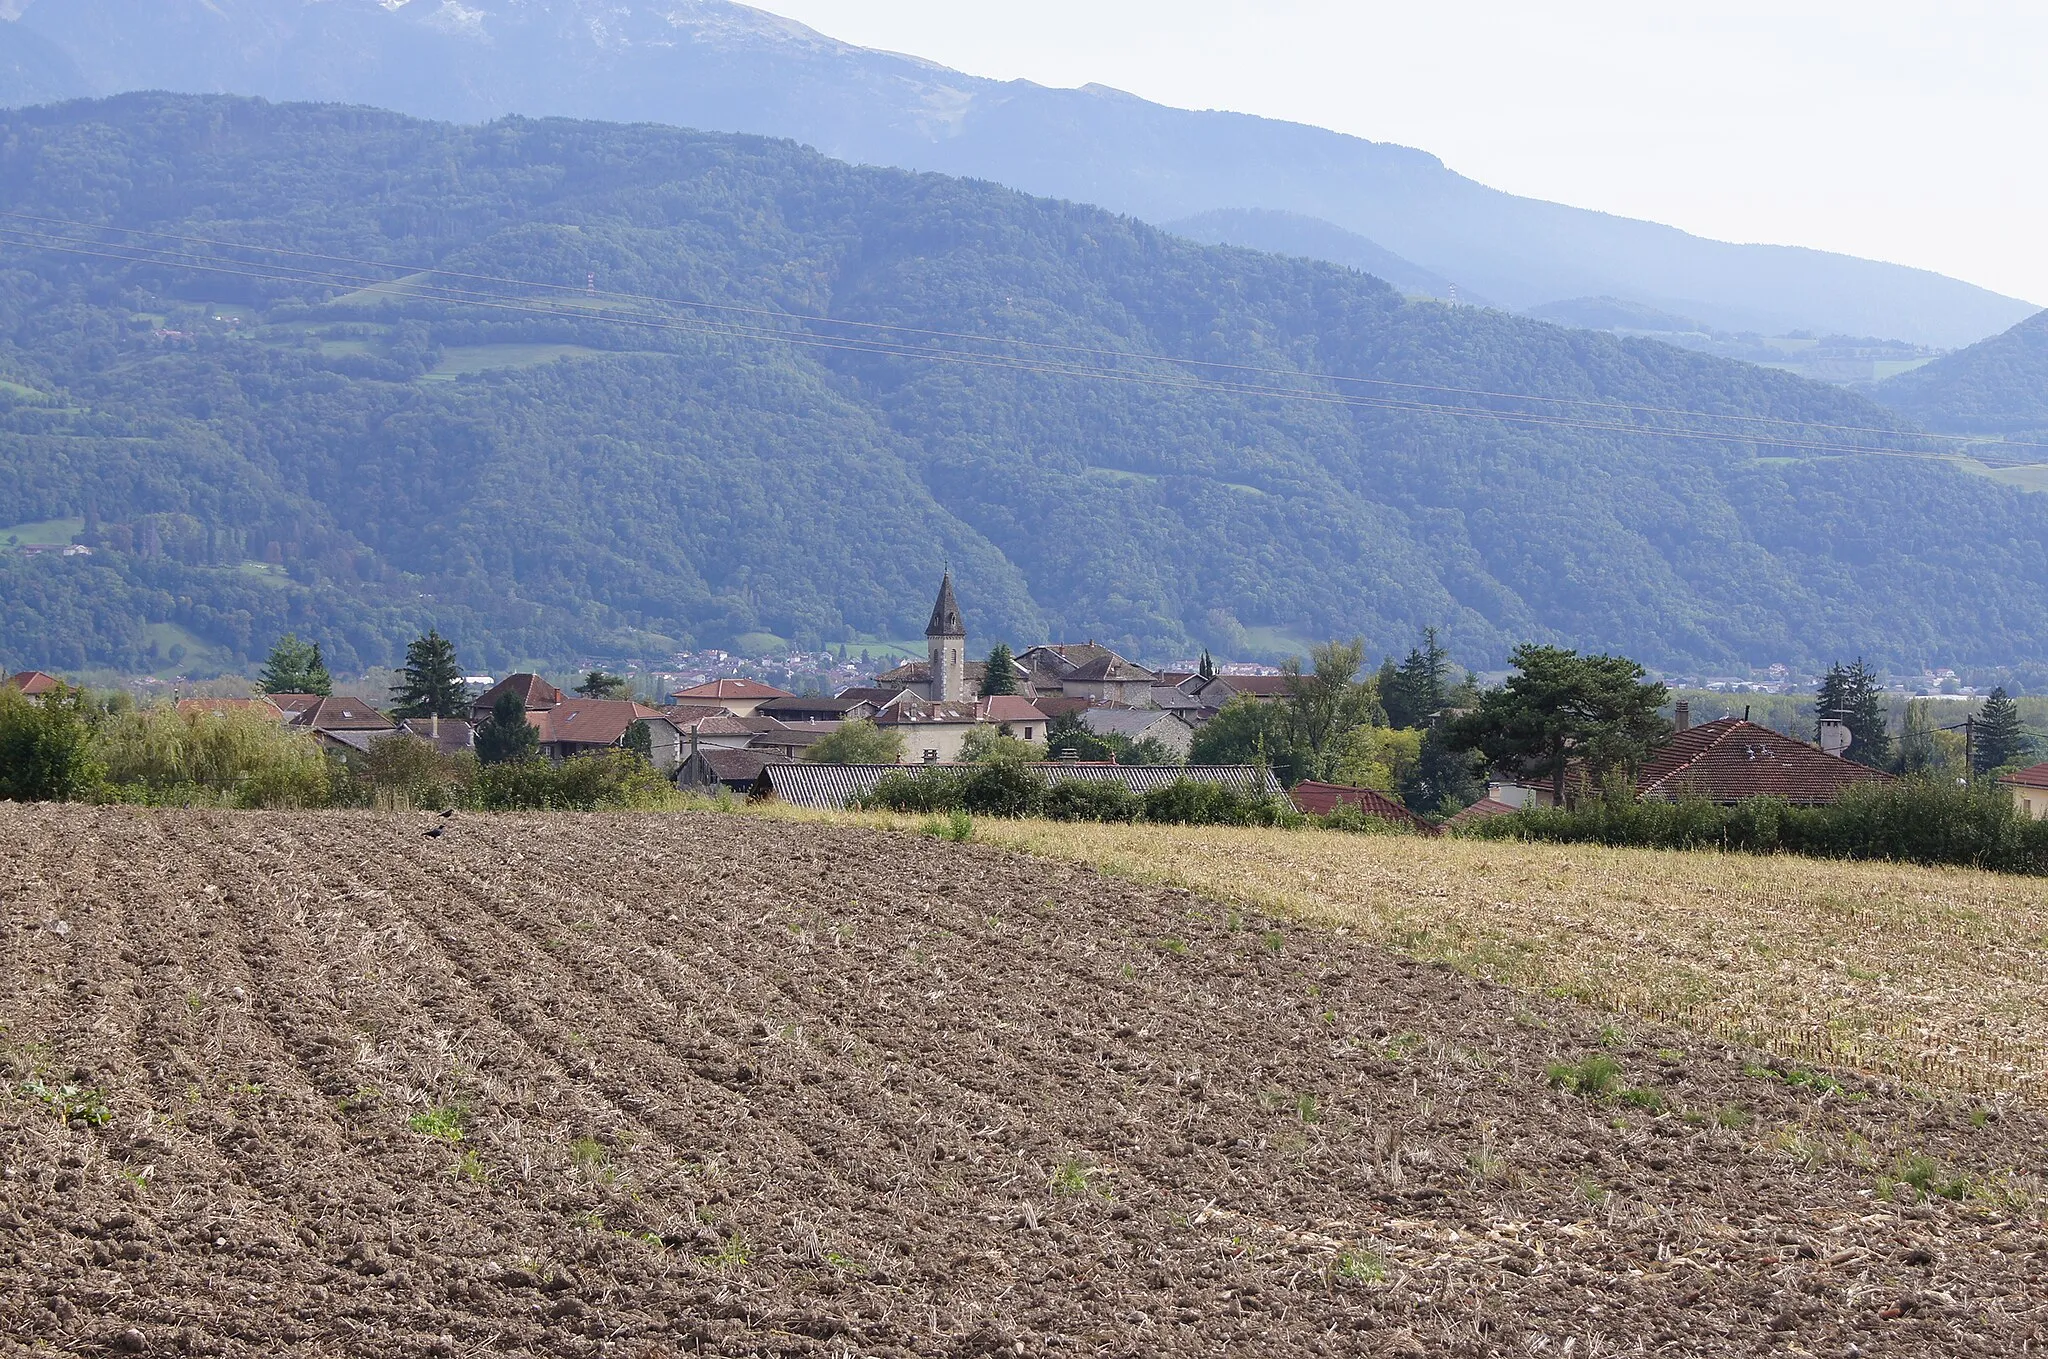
[1,804,2045,1356]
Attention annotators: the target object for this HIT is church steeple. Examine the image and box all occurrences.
[925,572,967,702]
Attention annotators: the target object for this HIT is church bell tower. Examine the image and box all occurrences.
[925,571,967,703]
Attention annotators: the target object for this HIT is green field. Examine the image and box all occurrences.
[0,516,85,547]
[423,343,615,379]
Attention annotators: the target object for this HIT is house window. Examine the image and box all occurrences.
[923,749,939,763]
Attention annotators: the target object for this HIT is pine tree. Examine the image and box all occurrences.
[1973,687,2032,775]
[1198,650,1216,681]
[475,691,539,765]
[391,630,467,719]
[257,633,331,695]
[576,670,631,700]
[978,644,1019,697]
[1815,659,1892,770]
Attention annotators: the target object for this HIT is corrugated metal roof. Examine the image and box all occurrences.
[756,762,1282,810]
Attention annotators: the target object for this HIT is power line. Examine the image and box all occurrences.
[0,217,2023,464]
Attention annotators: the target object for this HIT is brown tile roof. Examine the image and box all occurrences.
[1062,653,1156,684]
[399,717,477,756]
[669,678,795,703]
[267,692,325,715]
[1998,762,2048,790]
[836,686,916,707]
[6,670,63,696]
[175,697,287,721]
[473,673,564,715]
[978,696,1047,724]
[1635,718,1890,806]
[530,700,663,748]
[759,695,876,720]
[1289,781,1439,834]
[655,703,735,726]
[1446,797,1519,828]
[286,696,396,732]
[877,699,982,726]
[1019,643,1116,675]
[1032,695,1111,720]
[683,747,794,787]
[1211,674,1292,699]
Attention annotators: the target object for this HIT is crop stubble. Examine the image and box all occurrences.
[0,804,2044,1356]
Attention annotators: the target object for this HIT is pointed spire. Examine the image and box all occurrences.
[925,571,965,638]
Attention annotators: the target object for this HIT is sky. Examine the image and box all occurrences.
[755,2,2047,305]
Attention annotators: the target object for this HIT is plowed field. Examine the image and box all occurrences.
[2,805,2045,1357]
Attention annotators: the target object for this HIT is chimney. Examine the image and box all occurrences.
[1674,700,1690,732]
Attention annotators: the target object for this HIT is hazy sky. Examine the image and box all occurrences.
[757,2,2047,305]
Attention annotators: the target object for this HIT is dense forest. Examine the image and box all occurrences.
[3,95,2048,675]
[1874,308,2048,437]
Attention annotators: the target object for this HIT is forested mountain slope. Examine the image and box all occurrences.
[2,95,2045,676]
[1874,309,2048,437]
[0,0,2033,348]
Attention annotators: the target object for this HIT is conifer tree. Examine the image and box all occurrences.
[475,691,539,765]
[576,670,631,700]
[978,644,1020,697]
[257,633,331,695]
[391,630,467,719]
[1815,659,1892,770]
[1973,687,2032,775]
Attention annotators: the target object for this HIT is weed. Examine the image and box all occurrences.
[1618,1086,1666,1113]
[1716,1104,1753,1130]
[1296,1092,1321,1124]
[1576,1174,1610,1204]
[1655,1048,1685,1063]
[1333,1250,1385,1283]
[1155,936,1189,956]
[1896,1153,1968,1202]
[1379,1032,1422,1061]
[455,1149,490,1184]
[1597,1023,1626,1047]
[1260,929,1285,953]
[1051,1158,1093,1197]
[1969,1107,1992,1128]
[408,1103,467,1142]
[1546,1055,1622,1099]
[16,1080,111,1128]
[1225,909,1243,932]
[570,1136,617,1185]
[1745,1062,1861,1100]
[919,809,973,842]
[707,1232,752,1268]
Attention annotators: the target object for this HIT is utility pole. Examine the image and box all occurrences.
[1964,715,1975,779]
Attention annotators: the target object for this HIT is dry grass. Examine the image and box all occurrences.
[749,802,2048,1102]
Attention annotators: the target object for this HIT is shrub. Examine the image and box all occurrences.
[475,750,681,811]
[857,768,964,813]
[1460,778,2048,876]
[958,761,1044,817]
[355,734,473,810]
[1041,777,1141,823]
[0,683,103,802]
[95,702,332,808]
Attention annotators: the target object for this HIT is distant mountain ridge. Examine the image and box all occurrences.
[0,0,2033,349]
[7,94,2048,679]
[1874,309,2048,436]
[1162,210,1470,304]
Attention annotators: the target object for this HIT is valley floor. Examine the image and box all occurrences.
[1,806,2044,1355]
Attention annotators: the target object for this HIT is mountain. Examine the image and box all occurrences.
[5,94,2048,681]
[1873,309,2048,436]
[1526,297,1710,335]
[0,0,2033,350]
[1162,210,1467,303]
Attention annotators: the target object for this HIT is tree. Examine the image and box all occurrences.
[1198,651,1216,681]
[474,691,539,765]
[1043,712,1179,766]
[1281,639,1382,782]
[978,644,1019,697]
[1382,628,1453,731]
[0,682,103,802]
[1326,725,1422,793]
[1188,694,1297,782]
[803,719,906,765]
[1973,687,2032,775]
[1448,645,1670,807]
[1815,659,1892,771]
[1401,724,1485,818]
[623,718,654,761]
[391,630,467,719]
[576,670,631,700]
[960,726,1043,764]
[257,633,332,696]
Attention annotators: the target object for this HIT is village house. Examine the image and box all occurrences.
[1289,780,1439,835]
[271,694,399,754]
[1076,707,1195,760]
[470,673,563,722]
[674,746,792,796]
[1998,762,2048,819]
[173,696,287,721]
[528,700,684,772]
[3,670,63,700]
[666,677,793,717]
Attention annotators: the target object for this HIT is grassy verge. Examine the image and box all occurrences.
[741,802,2048,1103]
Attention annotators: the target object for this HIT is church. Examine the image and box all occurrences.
[873,572,1027,702]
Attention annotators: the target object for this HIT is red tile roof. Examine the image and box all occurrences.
[670,678,795,702]
[1289,781,1439,835]
[1063,653,1156,684]
[978,696,1047,724]
[6,670,63,696]
[175,697,287,721]
[529,700,665,748]
[1446,797,1519,828]
[1636,718,1890,806]
[473,673,563,714]
[284,696,397,732]
[1998,762,2048,790]
[267,692,325,715]
[1213,674,1292,700]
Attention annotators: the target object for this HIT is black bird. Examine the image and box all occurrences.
[441,808,455,819]
[424,826,445,839]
